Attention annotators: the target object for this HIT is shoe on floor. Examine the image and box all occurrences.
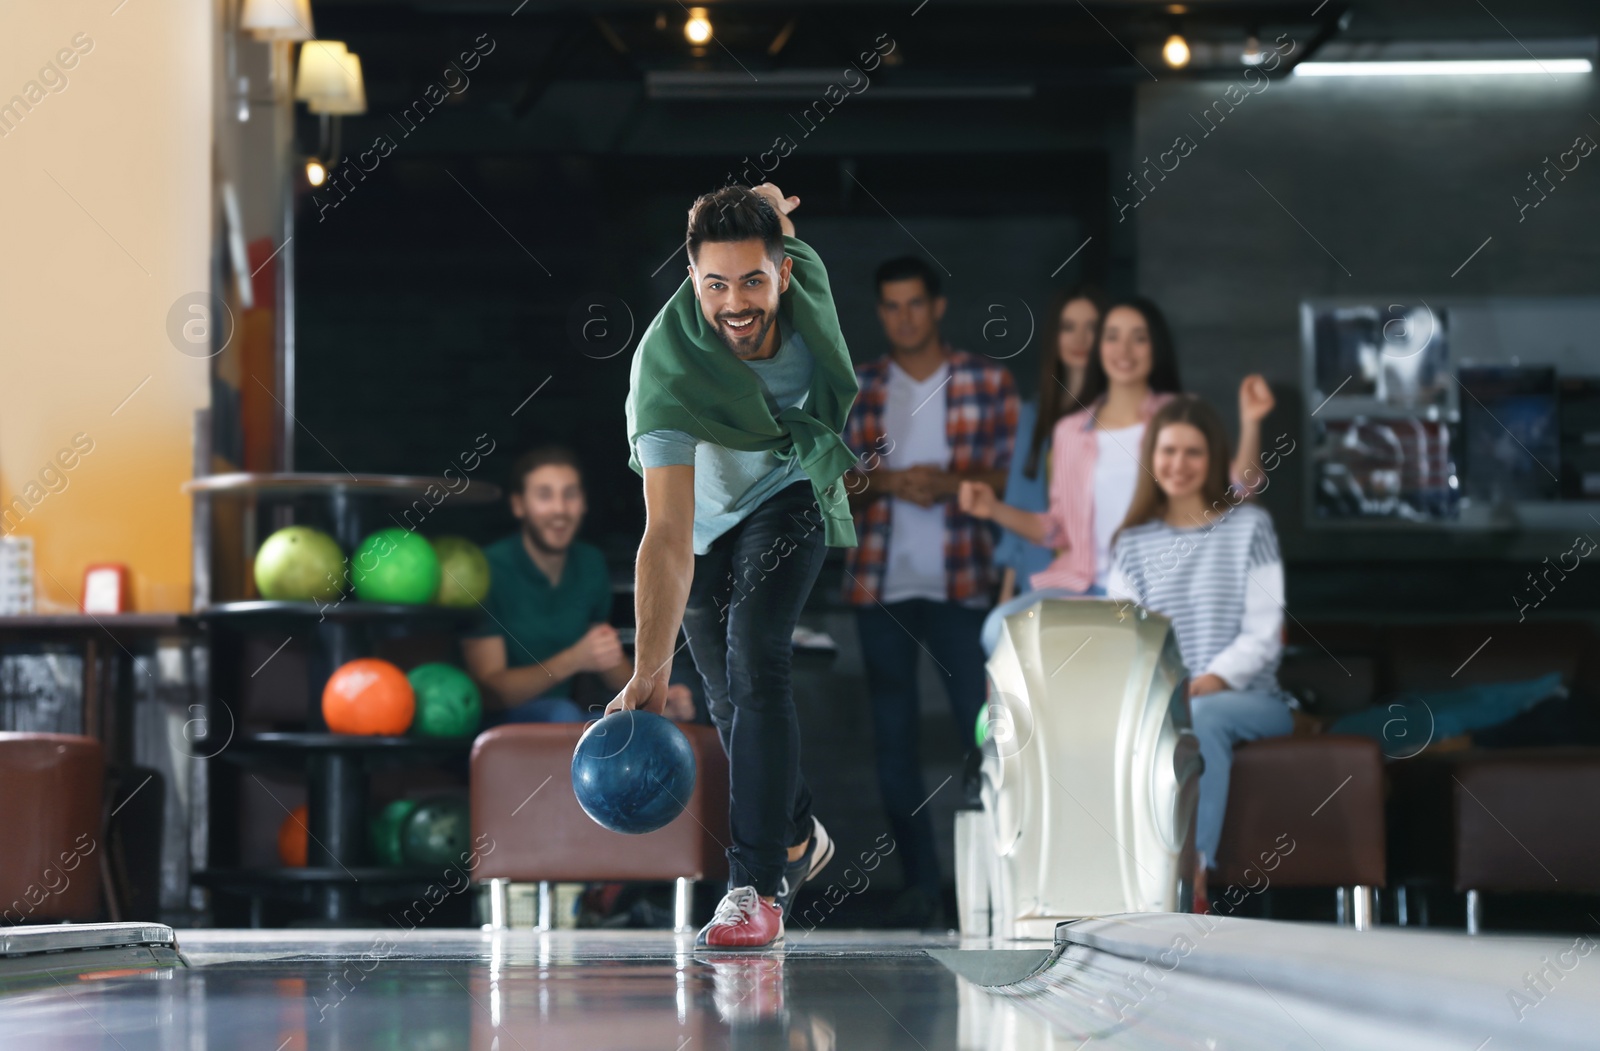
[696,886,785,949]
[776,818,836,920]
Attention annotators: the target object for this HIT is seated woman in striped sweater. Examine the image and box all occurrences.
[1106,395,1292,910]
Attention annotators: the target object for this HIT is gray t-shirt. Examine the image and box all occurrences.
[635,323,815,555]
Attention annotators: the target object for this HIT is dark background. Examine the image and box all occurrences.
[292,0,1600,616]
[283,0,1600,909]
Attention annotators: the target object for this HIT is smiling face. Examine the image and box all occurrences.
[1057,296,1101,370]
[1098,305,1154,388]
[1152,422,1210,504]
[689,239,792,360]
[512,463,585,554]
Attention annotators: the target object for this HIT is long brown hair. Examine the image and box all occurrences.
[1025,283,1108,479]
[1117,396,1232,539]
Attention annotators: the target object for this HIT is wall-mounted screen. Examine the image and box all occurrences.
[1459,366,1561,504]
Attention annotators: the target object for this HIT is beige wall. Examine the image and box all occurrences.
[0,1,213,611]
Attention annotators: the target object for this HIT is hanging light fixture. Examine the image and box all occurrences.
[1163,33,1191,69]
[240,0,314,41]
[305,159,327,187]
[685,7,713,46]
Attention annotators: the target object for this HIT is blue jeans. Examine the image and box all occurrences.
[680,482,826,896]
[491,696,586,725]
[856,599,989,895]
[980,585,1105,656]
[1191,689,1294,868]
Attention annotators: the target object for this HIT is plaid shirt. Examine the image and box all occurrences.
[841,348,1019,606]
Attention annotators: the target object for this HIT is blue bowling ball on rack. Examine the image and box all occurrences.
[571,710,696,835]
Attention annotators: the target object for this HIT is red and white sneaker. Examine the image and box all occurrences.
[697,886,784,949]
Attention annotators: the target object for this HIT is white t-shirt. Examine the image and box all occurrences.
[1091,422,1145,589]
[880,360,951,604]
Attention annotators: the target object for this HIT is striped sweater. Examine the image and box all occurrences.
[1106,503,1285,693]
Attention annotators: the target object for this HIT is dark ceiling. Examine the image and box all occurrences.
[297,0,1600,159]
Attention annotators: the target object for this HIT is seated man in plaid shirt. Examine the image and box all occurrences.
[843,256,1018,927]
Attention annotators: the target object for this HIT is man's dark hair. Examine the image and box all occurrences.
[510,444,584,492]
[686,186,784,265]
[874,256,942,300]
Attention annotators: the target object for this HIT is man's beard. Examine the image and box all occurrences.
[714,309,777,359]
[522,518,571,555]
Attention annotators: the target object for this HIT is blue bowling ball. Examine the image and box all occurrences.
[571,710,697,834]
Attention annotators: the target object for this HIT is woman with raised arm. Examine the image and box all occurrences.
[1106,395,1293,912]
[962,298,1274,652]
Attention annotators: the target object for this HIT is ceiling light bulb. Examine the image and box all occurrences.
[1163,34,1191,69]
[305,159,327,187]
[685,8,712,45]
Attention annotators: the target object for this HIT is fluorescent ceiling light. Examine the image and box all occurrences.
[1294,58,1592,77]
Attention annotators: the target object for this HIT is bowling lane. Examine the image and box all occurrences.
[5,923,1598,1050]
[0,929,969,1051]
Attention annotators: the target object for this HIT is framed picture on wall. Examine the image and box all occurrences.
[1301,299,1461,525]
[1304,302,1452,413]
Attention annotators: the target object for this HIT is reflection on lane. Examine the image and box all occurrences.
[0,931,963,1051]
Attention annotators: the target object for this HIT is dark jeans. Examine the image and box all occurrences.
[856,599,988,895]
[681,482,826,896]
[489,696,586,725]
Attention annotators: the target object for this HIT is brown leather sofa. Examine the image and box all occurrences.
[1292,619,1600,932]
[1206,651,1386,927]
[1453,749,1600,929]
[0,732,104,924]
[1211,735,1387,928]
[470,722,730,931]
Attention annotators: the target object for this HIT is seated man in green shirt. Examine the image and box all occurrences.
[462,444,693,723]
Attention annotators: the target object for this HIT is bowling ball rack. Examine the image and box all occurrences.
[195,734,472,924]
[185,473,501,926]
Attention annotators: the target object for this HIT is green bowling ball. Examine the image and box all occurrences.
[431,536,490,608]
[351,528,440,604]
[407,663,482,738]
[401,795,472,869]
[369,798,419,867]
[254,526,344,603]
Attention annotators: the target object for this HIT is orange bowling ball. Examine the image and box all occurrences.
[322,658,415,735]
[278,804,309,867]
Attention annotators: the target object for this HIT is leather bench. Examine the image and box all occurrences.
[1211,735,1387,928]
[1453,748,1600,932]
[469,722,730,931]
[0,732,104,924]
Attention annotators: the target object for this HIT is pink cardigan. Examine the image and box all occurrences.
[1029,391,1175,593]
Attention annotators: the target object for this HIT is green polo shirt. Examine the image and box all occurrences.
[466,534,613,699]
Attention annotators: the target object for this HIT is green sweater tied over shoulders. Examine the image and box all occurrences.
[625,234,860,548]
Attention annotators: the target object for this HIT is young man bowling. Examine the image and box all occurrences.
[610,182,858,948]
